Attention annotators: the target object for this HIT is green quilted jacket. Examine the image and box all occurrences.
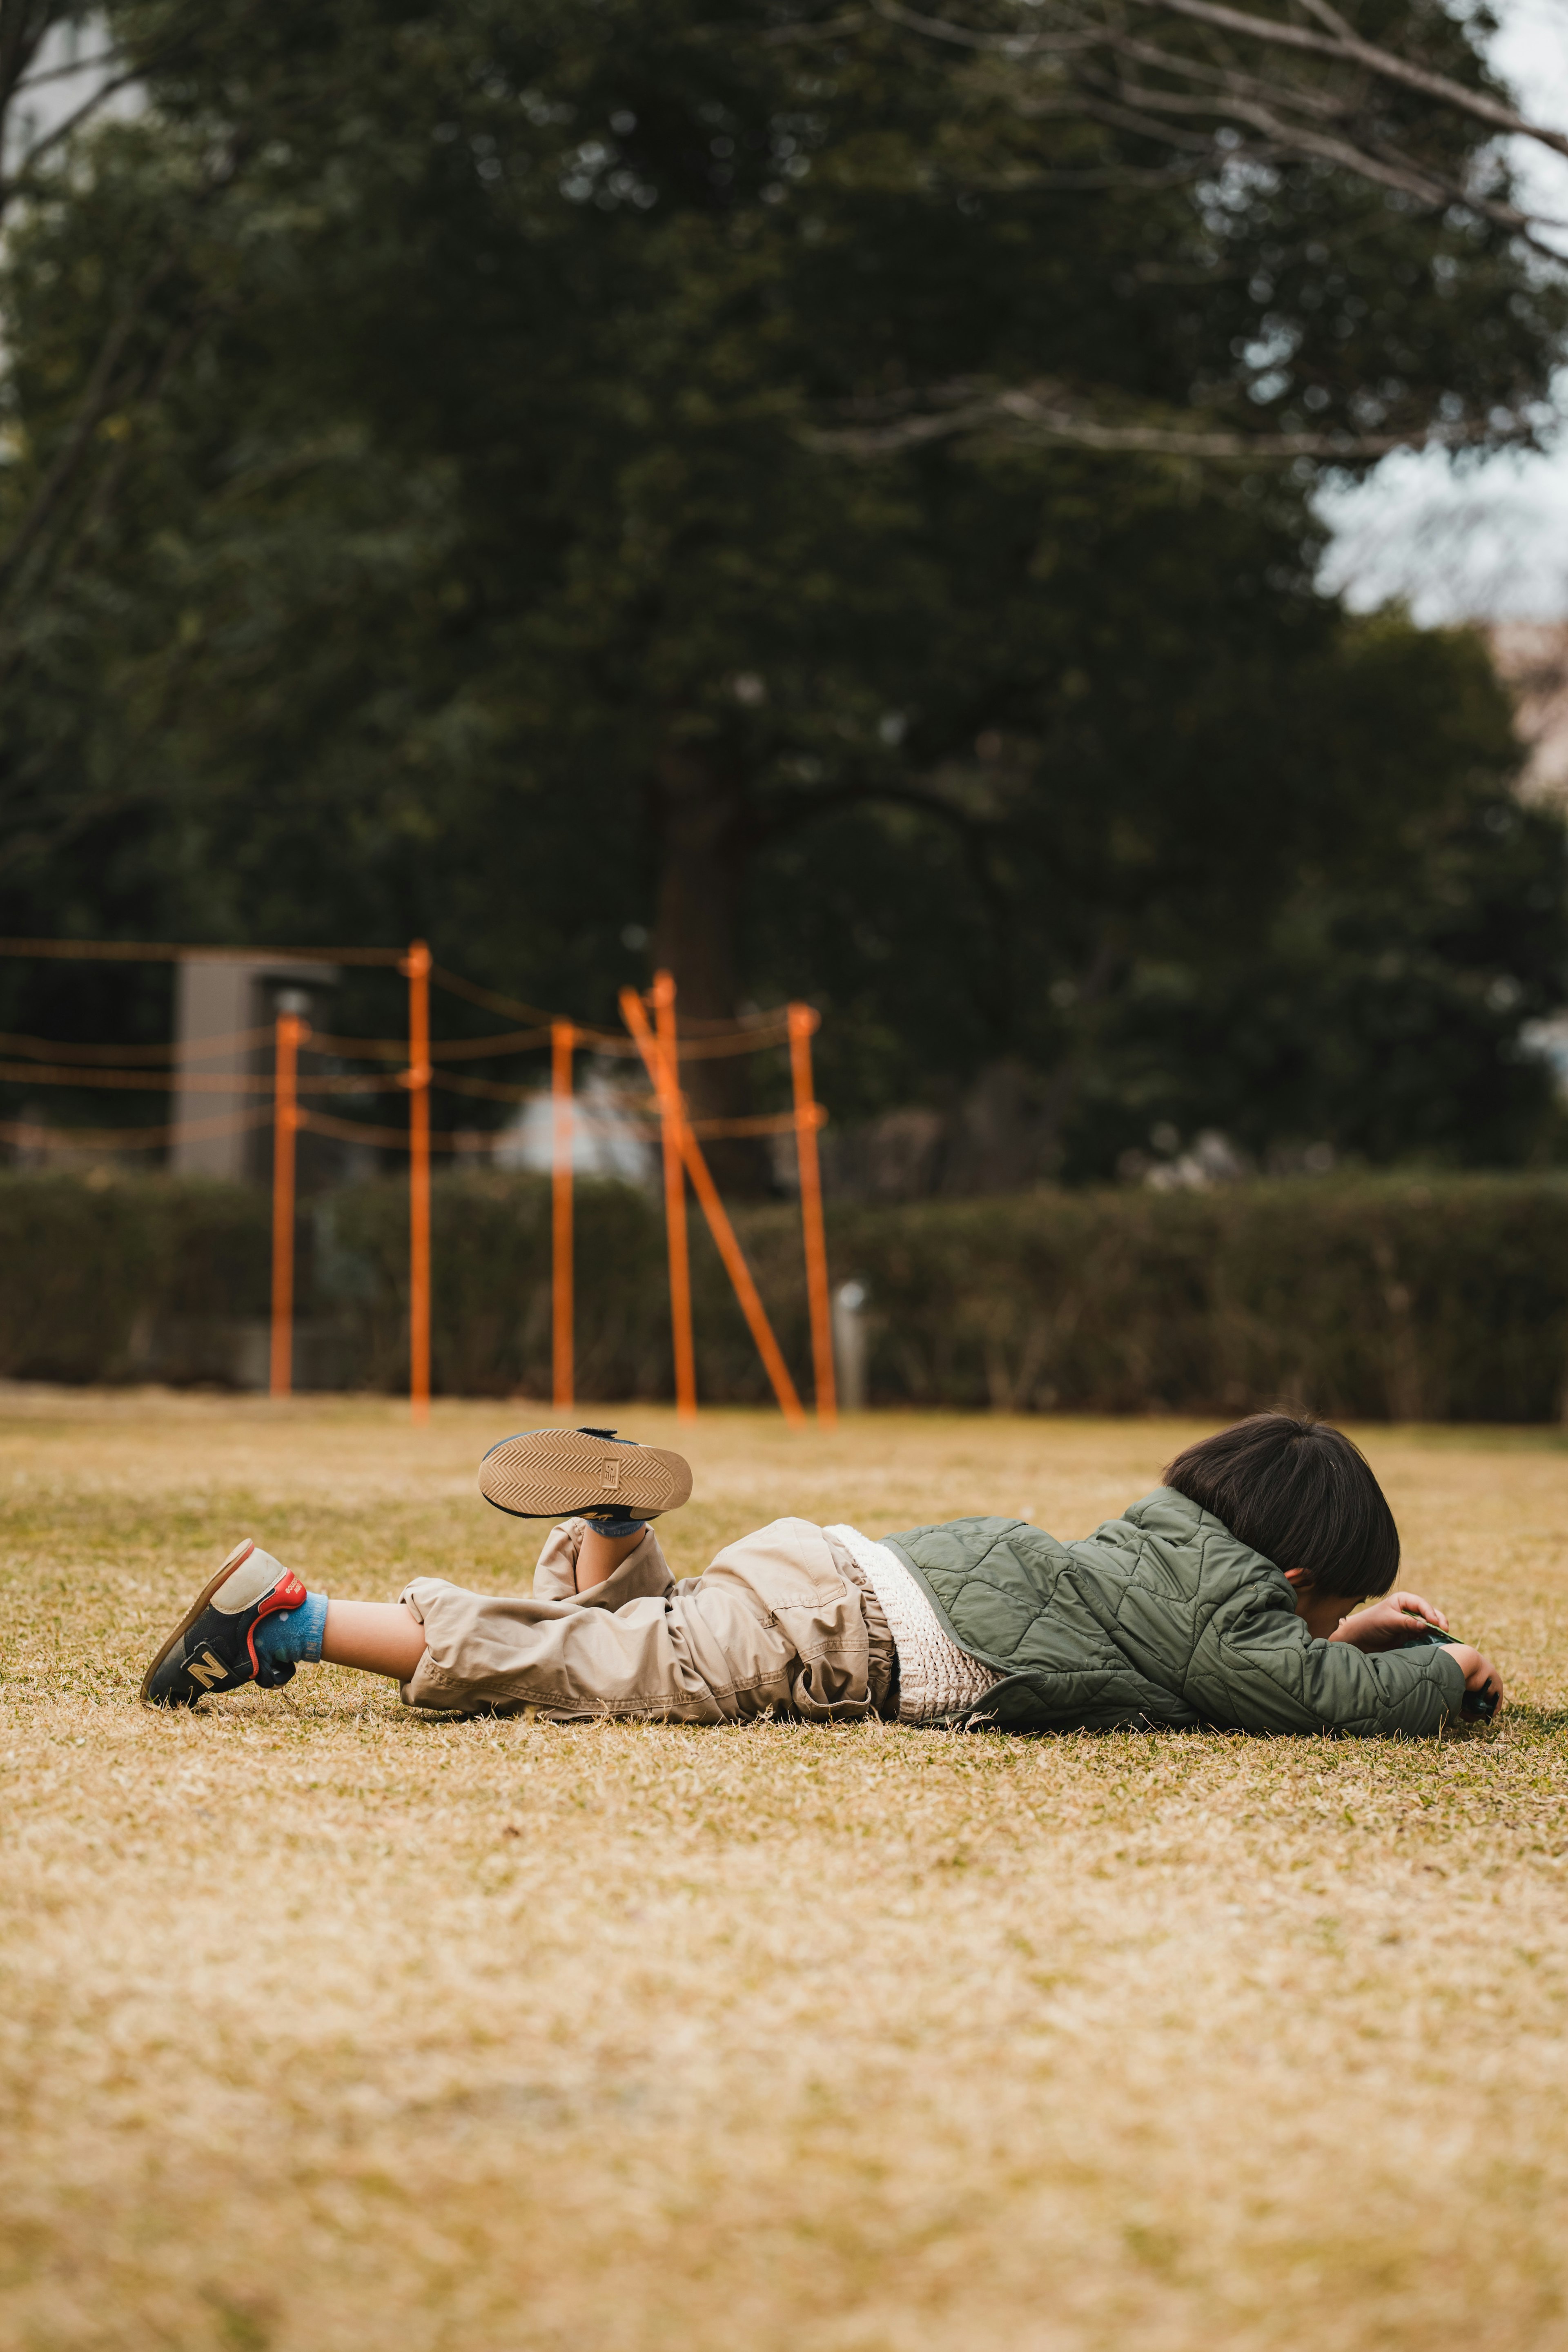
[884,1487,1466,1737]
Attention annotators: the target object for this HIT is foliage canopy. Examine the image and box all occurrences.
[0,0,1564,1179]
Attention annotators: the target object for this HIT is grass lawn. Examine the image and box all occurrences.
[3,1387,1568,2352]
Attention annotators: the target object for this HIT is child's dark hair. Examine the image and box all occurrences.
[1163,1413,1399,1597]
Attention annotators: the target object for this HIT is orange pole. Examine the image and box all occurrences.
[623,973,697,1421]
[676,1121,806,1428]
[269,1012,307,1399]
[621,989,805,1428]
[403,939,432,1425]
[552,1020,575,1410]
[788,1003,837,1426]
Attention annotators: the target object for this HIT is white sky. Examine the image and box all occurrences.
[1319,0,1568,622]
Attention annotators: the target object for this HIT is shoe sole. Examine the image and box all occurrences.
[138,1538,255,1706]
[478,1430,691,1521]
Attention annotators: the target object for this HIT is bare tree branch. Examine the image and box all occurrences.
[1078,71,1558,245]
[870,0,1089,53]
[0,251,175,602]
[0,59,146,203]
[811,379,1509,460]
[0,4,132,227]
[850,0,1568,284]
[1125,0,1568,165]
[867,0,1568,193]
[0,2,74,164]
[14,41,116,89]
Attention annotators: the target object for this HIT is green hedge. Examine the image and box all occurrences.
[1,1168,1566,1419]
[818,1179,1568,1422]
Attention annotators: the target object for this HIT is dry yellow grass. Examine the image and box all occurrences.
[3,1386,1568,2352]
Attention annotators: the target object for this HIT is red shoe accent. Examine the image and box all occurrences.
[245,1571,310,1675]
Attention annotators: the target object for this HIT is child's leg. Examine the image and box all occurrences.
[572,1525,646,1592]
[142,1428,686,1709]
[314,1526,641,1679]
[321,1600,428,1679]
[140,1512,881,1723]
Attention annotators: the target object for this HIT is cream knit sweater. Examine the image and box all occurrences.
[826,1523,1001,1725]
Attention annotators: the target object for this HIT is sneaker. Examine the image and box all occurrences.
[478,1425,691,1523]
[140,1538,308,1707]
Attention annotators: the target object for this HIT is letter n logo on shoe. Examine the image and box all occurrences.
[187,1649,227,1688]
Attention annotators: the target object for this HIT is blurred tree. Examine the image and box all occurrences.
[0,0,1564,1175]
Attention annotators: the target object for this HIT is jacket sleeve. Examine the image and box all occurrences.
[1186,1581,1466,1737]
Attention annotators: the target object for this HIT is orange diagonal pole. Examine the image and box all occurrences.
[623,973,697,1420]
[621,984,806,1428]
[402,939,433,1425]
[270,1011,307,1400]
[788,1003,836,1426]
[552,1020,575,1410]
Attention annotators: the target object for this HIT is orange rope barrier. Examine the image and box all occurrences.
[295,1107,492,1151]
[1,937,834,1426]
[428,1026,555,1060]
[429,1070,540,1103]
[270,1014,305,1400]
[0,1060,216,1091]
[0,1024,275,1065]
[0,1106,272,1151]
[321,1023,788,1065]
[428,964,576,1028]
[0,935,403,965]
[426,965,791,1059]
[621,979,806,1430]
[789,1004,837,1427]
[1,933,795,1056]
[660,1020,791,1061]
[685,1108,820,1139]
[552,1022,574,1410]
[0,1060,412,1095]
[307,1025,558,1061]
[302,1030,406,1061]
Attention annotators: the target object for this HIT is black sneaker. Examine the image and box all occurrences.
[477,1426,691,1523]
[140,1538,309,1707]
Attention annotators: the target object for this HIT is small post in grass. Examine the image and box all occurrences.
[269,1008,308,1400]
[401,939,433,1425]
[788,1002,836,1426]
[551,1019,575,1410]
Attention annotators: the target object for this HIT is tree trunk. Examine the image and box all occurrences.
[651,739,768,1194]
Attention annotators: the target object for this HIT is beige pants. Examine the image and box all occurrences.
[399,1517,896,1722]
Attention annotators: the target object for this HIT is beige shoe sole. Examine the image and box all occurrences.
[138,1537,256,1704]
[478,1428,691,1520]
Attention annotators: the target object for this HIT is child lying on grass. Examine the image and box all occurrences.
[141,1412,1503,1735]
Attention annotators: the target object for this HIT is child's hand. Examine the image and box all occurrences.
[1447,1643,1506,1720]
[1330,1592,1450,1651]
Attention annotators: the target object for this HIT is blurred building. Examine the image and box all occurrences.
[172,953,373,1191]
[1488,621,1568,806]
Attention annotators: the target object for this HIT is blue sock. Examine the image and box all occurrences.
[254,1589,330,1671]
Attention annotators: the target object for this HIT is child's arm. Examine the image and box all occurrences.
[1186,1584,1479,1737]
[1332,1597,1505,1718]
